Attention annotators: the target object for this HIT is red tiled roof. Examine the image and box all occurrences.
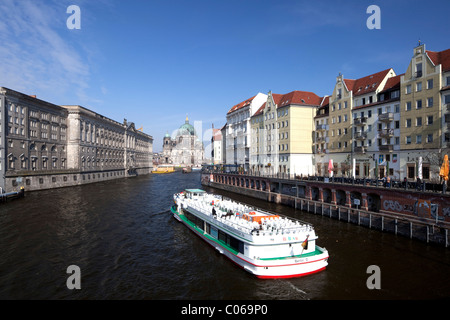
[253,93,283,116]
[380,74,402,92]
[426,48,450,72]
[212,128,222,141]
[227,95,256,114]
[277,90,322,107]
[345,68,393,96]
[320,96,330,107]
[252,91,321,116]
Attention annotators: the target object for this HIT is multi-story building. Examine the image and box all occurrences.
[351,74,401,179]
[225,93,267,171]
[0,87,153,192]
[250,90,322,176]
[211,125,223,165]
[320,68,396,177]
[400,44,450,181]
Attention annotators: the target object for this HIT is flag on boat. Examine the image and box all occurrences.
[301,235,309,250]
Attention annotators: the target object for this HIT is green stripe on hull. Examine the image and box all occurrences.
[259,248,323,260]
[171,205,326,261]
[172,205,239,255]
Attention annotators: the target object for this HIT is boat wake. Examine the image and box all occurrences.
[287,281,309,300]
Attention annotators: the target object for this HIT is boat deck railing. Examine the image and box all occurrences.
[177,193,313,237]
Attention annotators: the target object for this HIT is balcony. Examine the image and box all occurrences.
[315,148,328,155]
[378,129,394,139]
[316,124,327,131]
[378,112,394,122]
[354,131,367,140]
[354,146,366,154]
[353,117,367,126]
[446,104,450,112]
[316,136,326,143]
[379,144,394,152]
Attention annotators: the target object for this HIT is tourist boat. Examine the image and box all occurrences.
[152,165,175,174]
[171,189,329,279]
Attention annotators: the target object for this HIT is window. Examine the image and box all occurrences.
[416,135,422,144]
[446,76,450,86]
[406,119,411,128]
[416,82,422,92]
[395,121,400,129]
[416,100,422,109]
[445,95,450,104]
[427,79,433,89]
[368,110,372,118]
[406,136,411,144]
[408,165,415,179]
[427,115,433,125]
[395,104,400,113]
[427,134,433,143]
[391,90,399,99]
[427,97,433,107]
[406,102,411,111]
[406,85,411,94]
[416,117,422,126]
[416,63,422,77]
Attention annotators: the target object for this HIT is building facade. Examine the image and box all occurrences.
[225,93,267,170]
[250,91,322,176]
[314,68,396,178]
[0,87,153,192]
[211,125,223,165]
[399,44,450,182]
[216,44,450,183]
[351,75,401,179]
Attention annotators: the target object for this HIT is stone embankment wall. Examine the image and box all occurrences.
[201,173,450,247]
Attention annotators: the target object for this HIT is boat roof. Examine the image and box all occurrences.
[185,189,206,193]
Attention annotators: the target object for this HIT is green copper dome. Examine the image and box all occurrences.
[178,115,196,136]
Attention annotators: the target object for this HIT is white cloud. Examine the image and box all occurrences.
[0,0,91,102]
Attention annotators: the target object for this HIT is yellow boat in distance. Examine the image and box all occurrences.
[152,165,175,174]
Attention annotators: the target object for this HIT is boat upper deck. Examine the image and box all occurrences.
[174,190,315,244]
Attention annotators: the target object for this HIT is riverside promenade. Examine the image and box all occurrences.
[201,172,450,247]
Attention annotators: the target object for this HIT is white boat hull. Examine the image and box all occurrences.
[172,205,328,279]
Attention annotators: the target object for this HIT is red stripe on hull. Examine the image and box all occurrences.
[174,211,327,279]
[254,267,327,279]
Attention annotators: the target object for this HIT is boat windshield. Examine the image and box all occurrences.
[184,189,206,199]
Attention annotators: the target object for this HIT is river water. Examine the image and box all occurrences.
[0,171,449,300]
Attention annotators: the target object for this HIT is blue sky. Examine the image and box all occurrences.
[0,0,449,152]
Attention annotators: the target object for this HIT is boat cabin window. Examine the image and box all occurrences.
[185,189,206,200]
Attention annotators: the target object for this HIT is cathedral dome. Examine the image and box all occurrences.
[178,115,196,136]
